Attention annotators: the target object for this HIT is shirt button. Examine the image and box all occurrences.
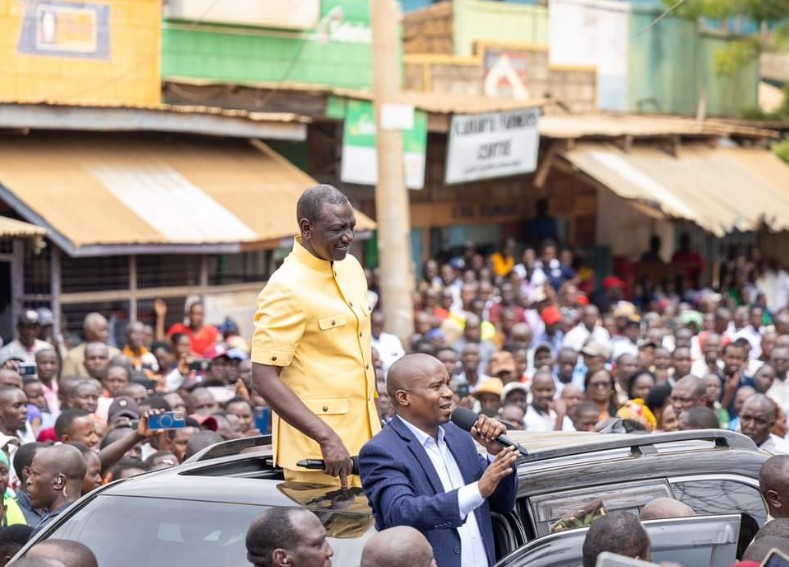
[331,320,336,326]
[349,301,353,306]
[366,364,370,370]
[271,356,277,361]
[322,406,329,412]
[454,547,460,554]
[334,271,337,276]
[359,332,363,337]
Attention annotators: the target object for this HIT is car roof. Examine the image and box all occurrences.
[100,429,764,509]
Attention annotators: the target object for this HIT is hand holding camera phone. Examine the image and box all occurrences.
[147,411,186,430]
[18,363,36,377]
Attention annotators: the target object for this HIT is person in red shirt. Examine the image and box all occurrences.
[672,232,705,289]
[157,297,219,357]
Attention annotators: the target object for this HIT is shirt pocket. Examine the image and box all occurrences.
[303,397,350,416]
[316,314,349,355]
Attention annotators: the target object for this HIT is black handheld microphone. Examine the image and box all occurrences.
[297,456,360,476]
[450,406,529,457]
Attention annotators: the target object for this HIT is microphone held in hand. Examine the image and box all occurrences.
[297,456,361,476]
[450,406,529,457]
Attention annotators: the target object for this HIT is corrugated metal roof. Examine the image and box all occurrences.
[564,142,789,236]
[541,114,778,140]
[0,134,374,255]
[0,216,46,238]
[0,101,311,124]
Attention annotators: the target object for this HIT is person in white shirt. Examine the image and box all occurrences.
[562,305,610,352]
[370,311,405,374]
[524,371,574,432]
[691,333,723,378]
[740,394,789,454]
[767,346,789,411]
[757,258,789,313]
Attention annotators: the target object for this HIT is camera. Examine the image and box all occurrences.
[188,360,208,373]
[148,412,186,430]
[17,363,36,377]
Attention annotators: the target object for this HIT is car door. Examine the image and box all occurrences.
[494,514,741,567]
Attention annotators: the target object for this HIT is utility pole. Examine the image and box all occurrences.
[370,0,414,341]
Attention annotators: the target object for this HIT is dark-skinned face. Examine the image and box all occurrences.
[301,202,356,262]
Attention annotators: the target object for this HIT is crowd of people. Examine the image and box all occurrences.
[357,236,789,457]
[2,181,789,566]
[0,298,263,564]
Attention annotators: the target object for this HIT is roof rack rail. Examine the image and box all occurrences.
[185,434,272,464]
[519,429,756,463]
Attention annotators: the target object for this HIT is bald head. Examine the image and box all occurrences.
[639,498,695,521]
[671,375,708,412]
[14,559,65,567]
[360,526,436,567]
[387,354,445,400]
[27,540,98,567]
[37,444,88,481]
[760,455,789,518]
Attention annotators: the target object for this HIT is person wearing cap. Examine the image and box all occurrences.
[529,343,555,377]
[0,311,50,365]
[487,352,517,385]
[62,313,120,378]
[572,340,610,390]
[501,382,528,413]
[562,305,610,354]
[251,185,379,488]
[475,378,504,417]
[534,305,564,354]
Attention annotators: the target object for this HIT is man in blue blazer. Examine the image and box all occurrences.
[359,354,519,567]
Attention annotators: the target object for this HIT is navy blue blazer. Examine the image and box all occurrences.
[359,417,518,567]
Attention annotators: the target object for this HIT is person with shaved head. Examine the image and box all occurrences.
[62,312,119,377]
[26,540,98,567]
[26,444,87,537]
[251,185,378,488]
[671,375,708,414]
[360,526,437,567]
[639,498,695,521]
[741,394,789,454]
[359,354,518,567]
[760,455,789,518]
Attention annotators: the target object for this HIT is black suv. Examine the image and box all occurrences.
[14,430,768,567]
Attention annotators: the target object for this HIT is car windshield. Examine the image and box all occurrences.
[38,495,373,567]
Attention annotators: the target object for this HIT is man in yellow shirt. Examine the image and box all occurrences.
[251,185,380,487]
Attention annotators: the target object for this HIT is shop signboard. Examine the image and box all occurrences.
[445,108,539,184]
[165,0,320,30]
[340,99,427,190]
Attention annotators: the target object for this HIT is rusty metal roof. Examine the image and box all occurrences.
[0,216,46,239]
[0,133,374,256]
[541,113,778,140]
[563,142,789,236]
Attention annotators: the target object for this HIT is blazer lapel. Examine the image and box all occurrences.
[390,417,445,495]
[444,423,478,485]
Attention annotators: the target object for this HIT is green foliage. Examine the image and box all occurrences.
[714,37,761,73]
[773,139,789,163]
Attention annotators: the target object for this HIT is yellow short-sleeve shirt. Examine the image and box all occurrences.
[251,238,380,474]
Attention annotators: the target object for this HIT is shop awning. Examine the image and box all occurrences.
[563,142,789,236]
[0,216,46,238]
[0,133,375,256]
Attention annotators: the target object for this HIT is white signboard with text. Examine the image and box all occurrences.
[445,108,540,184]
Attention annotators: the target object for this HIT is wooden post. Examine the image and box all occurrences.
[11,240,24,326]
[50,247,61,334]
[129,255,137,323]
[371,0,415,342]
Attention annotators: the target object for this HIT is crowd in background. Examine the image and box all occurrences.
[369,235,789,454]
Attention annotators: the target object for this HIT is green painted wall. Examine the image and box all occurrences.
[161,0,373,89]
[453,0,548,57]
[628,6,758,117]
[698,34,758,116]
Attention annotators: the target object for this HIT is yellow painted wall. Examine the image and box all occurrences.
[0,0,160,106]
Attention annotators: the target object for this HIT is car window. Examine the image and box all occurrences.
[527,480,672,537]
[670,479,767,526]
[32,495,373,567]
[494,514,740,567]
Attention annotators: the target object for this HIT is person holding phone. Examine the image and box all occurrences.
[251,185,379,488]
